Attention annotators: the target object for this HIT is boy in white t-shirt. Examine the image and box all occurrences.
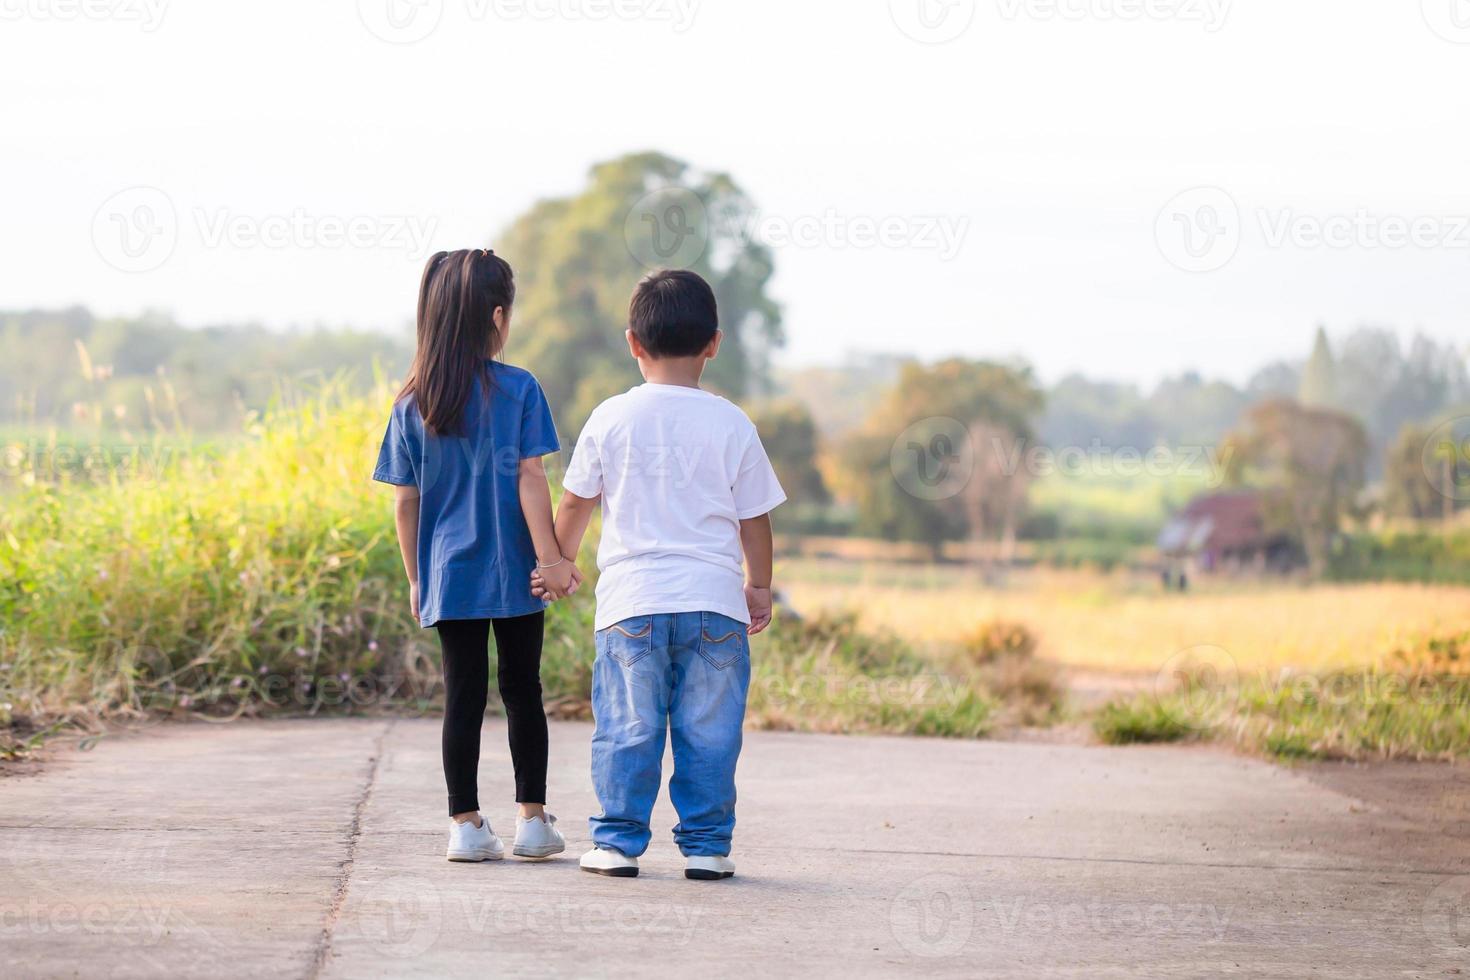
[531,269,785,881]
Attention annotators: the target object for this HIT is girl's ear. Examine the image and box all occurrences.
[703,329,723,360]
[492,305,509,333]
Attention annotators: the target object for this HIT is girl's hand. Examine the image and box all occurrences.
[535,559,580,601]
[409,581,420,622]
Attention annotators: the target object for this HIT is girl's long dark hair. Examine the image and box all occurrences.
[398,248,515,435]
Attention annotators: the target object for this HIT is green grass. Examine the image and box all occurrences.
[1093,699,1196,745]
[0,383,998,755]
[1094,662,1470,761]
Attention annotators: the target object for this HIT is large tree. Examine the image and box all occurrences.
[1223,398,1369,573]
[837,359,1043,562]
[496,152,782,435]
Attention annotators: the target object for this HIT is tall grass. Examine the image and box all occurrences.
[0,383,995,756]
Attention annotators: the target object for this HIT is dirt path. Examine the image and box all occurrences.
[3,718,1468,978]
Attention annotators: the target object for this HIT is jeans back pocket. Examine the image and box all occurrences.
[697,612,748,670]
[598,616,654,667]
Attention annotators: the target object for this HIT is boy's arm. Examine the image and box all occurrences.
[739,512,774,635]
[518,456,580,597]
[393,483,421,621]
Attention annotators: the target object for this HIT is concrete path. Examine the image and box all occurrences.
[2,718,1468,978]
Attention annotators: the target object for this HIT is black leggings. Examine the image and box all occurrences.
[435,612,547,815]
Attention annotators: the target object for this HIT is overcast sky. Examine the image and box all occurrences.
[3,0,1468,386]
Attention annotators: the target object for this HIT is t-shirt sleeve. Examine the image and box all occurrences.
[732,427,787,520]
[560,415,603,499]
[520,377,561,459]
[371,408,417,487]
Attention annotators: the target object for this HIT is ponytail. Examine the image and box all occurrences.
[399,248,515,435]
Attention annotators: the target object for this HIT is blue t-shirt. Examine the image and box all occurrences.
[372,361,560,626]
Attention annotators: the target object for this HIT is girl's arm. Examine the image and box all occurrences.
[518,456,579,597]
[393,483,421,621]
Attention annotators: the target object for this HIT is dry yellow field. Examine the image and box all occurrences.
[779,558,1470,674]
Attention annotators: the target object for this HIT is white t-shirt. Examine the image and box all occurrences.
[561,383,787,631]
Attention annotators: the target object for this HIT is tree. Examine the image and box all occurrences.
[496,152,782,435]
[1223,398,1369,573]
[748,401,829,509]
[837,359,1043,562]
[1383,423,1448,520]
[1298,325,1338,409]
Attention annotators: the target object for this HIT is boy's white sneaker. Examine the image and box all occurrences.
[579,846,639,877]
[512,812,566,858]
[446,815,504,862]
[685,855,735,880]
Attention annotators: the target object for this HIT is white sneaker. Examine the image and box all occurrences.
[513,812,566,858]
[446,815,504,862]
[685,855,735,880]
[579,846,639,878]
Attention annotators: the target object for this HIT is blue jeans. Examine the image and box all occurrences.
[589,611,751,858]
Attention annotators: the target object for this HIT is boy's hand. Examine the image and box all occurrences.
[532,561,581,601]
[744,585,772,635]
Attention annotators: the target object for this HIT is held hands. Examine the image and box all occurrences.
[531,558,583,602]
[744,584,772,635]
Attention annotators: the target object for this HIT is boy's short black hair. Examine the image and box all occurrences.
[628,269,718,358]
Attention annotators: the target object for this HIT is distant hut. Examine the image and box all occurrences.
[1157,491,1299,588]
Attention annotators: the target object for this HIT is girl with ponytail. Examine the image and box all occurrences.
[374,248,577,863]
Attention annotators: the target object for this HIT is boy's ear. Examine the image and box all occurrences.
[625,328,646,360]
[703,329,723,360]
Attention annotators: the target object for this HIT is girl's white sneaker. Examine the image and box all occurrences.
[579,846,639,877]
[512,812,566,858]
[685,855,735,880]
[446,816,504,862]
